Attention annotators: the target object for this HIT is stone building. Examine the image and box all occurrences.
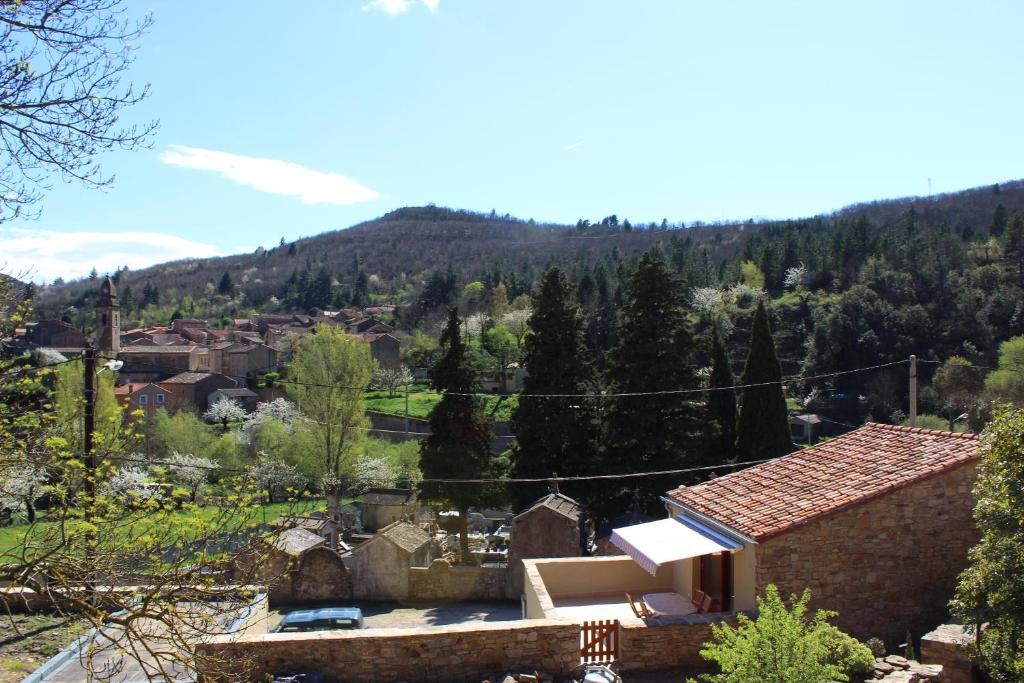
[159,371,237,412]
[360,488,417,532]
[238,527,326,605]
[656,423,979,644]
[96,276,120,355]
[350,521,431,601]
[508,493,583,595]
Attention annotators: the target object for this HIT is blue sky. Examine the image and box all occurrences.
[4,0,1024,282]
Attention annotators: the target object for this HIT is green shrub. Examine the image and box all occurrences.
[693,584,873,683]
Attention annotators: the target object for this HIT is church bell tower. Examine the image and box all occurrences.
[96,276,120,355]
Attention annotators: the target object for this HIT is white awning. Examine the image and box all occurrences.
[611,515,743,575]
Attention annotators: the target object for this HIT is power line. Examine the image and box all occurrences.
[101,355,910,400]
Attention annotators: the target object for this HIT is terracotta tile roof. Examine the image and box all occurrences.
[667,423,980,541]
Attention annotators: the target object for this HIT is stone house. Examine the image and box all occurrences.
[113,382,169,417]
[360,488,417,532]
[523,424,980,647]
[118,345,203,374]
[350,521,432,600]
[208,387,260,412]
[508,493,584,595]
[352,332,402,370]
[159,371,237,412]
[24,319,86,350]
[208,341,278,383]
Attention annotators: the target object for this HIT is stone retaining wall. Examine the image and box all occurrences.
[408,560,512,602]
[921,623,979,683]
[617,614,727,673]
[755,462,978,646]
[196,619,580,683]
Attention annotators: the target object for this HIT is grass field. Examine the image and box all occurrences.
[364,391,517,421]
[0,500,322,561]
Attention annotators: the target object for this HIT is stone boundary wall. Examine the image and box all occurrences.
[0,584,265,614]
[755,461,978,646]
[921,623,979,683]
[617,613,734,673]
[408,560,512,602]
[367,411,514,453]
[196,619,580,683]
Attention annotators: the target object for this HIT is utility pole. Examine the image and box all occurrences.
[909,354,918,428]
[83,346,96,507]
[82,345,97,597]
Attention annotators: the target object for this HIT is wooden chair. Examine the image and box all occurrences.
[692,589,707,612]
[700,593,713,614]
[625,593,653,618]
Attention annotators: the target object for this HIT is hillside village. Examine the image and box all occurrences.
[3,2,1024,682]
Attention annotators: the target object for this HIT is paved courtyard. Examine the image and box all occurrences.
[270,600,522,630]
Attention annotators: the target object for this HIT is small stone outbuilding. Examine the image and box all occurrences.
[508,493,584,595]
[361,488,417,532]
[351,521,432,600]
[237,527,326,605]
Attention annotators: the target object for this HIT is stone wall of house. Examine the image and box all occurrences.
[508,508,581,597]
[920,623,979,683]
[408,560,513,602]
[196,619,580,683]
[754,462,978,646]
[291,547,353,603]
[617,615,730,673]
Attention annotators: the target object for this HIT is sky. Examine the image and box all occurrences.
[4,0,1024,282]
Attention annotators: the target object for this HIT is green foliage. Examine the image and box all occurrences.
[402,330,442,370]
[287,325,376,486]
[511,268,598,508]
[951,407,1024,681]
[984,336,1024,405]
[706,322,737,460]
[419,309,506,562]
[899,413,959,431]
[605,250,705,516]
[736,301,793,460]
[933,356,985,428]
[694,585,873,683]
[739,260,766,289]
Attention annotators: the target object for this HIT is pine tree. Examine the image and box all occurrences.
[735,300,793,460]
[706,323,737,461]
[990,203,1008,237]
[510,268,597,509]
[419,308,506,563]
[218,270,234,295]
[1003,209,1024,287]
[603,250,703,519]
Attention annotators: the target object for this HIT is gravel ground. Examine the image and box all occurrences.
[0,613,89,683]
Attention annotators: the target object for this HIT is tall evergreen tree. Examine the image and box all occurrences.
[736,300,793,460]
[706,323,737,461]
[603,250,704,519]
[419,308,505,562]
[1004,210,1024,287]
[510,268,597,509]
[218,270,234,295]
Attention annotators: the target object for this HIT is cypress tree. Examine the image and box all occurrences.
[419,308,505,563]
[510,268,597,509]
[218,271,233,295]
[604,250,703,519]
[706,323,737,461]
[735,300,793,460]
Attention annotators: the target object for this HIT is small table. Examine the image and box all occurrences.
[643,592,696,616]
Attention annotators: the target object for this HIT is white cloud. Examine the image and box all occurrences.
[564,141,585,152]
[0,228,224,284]
[362,0,439,15]
[158,145,380,206]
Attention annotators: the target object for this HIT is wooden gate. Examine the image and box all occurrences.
[580,619,619,664]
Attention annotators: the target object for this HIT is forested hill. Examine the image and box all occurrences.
[31,179,1024,338]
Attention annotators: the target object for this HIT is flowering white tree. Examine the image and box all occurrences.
[351,456,398,494]
[203,399,246,429]
[783,264,809,290]
[500,308,532,348]
[464,312,488,340]
[691,286,725,313]
[729,282,766,307]
[237,398,304,445]
[369,365,414,397]
[168,452,219,502]
[103,465,153,503]
[246,455,306,503]
[0,462,47,523]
